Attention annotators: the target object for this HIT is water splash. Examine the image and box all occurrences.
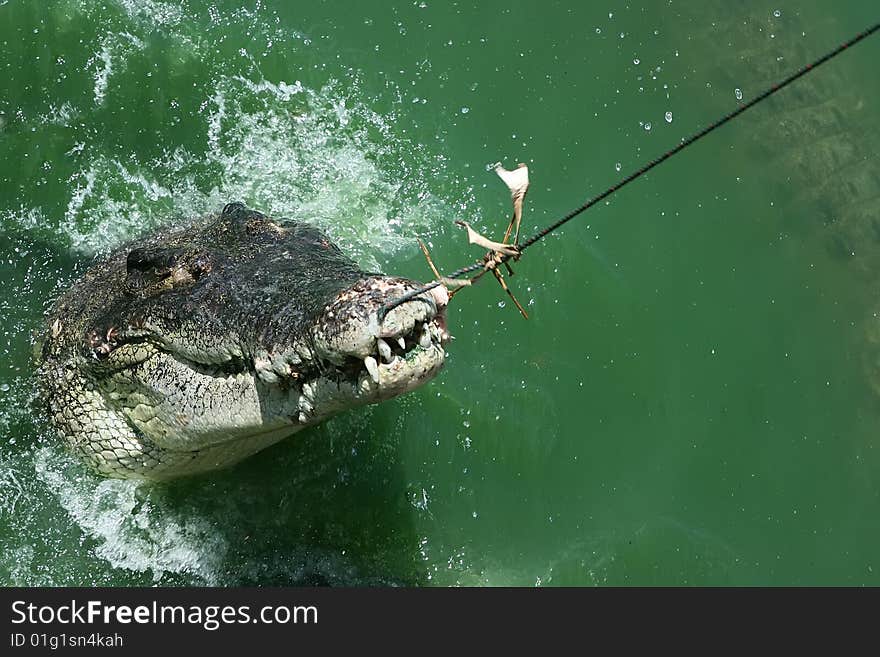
[34,448,228,584]
[27,0,465,271]
[1,0,468,586]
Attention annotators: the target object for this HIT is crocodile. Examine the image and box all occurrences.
[36,203,450,480]
[672,6,880,395]
[678,7,880,276]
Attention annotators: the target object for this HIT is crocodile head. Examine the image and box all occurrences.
[39,203,449,479]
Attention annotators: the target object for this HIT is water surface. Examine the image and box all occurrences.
[1,0,879,585]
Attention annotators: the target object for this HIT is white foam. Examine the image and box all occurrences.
[0,463,26,518]
[85,32,144,107]
[34,2,474,263]
[114,0,185,27]
[89,45,113,106]
[33,447,228,584]
[64,165,97,228]
[203,76,449,266]
[0,546,36,586]
[0,206,46,230]
[39,102,79,126]
[58,71,457,266]
[205,89,225,152]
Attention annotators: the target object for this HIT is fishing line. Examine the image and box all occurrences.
[379,21,880,320]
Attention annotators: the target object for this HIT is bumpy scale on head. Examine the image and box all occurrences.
[38,204,450,480]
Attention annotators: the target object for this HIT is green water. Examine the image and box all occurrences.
[2,0,880,585]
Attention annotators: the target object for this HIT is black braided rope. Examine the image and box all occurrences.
[380,21,880,320]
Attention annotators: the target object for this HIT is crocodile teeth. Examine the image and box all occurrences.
[364,356,380,383]
[396,336,406,350]
[419,329,432,349]
[377,338,392,362]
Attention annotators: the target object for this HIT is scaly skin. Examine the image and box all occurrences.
[675,6,880,394]
[37,203,450,480]
[678,7,880,272]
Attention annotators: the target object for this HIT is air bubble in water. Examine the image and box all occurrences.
[615,162,622,172]
[633,58,640,65]
[644,122,652,131]
[735,88,743,100]
[773,9,781,18]
[665,111,673,123]
[0,383,9,393]
[460,107,469,114]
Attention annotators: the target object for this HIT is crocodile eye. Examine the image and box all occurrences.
[125,247,156,273]
[126,246,211,293]
[222,201,246,216]
[126,246,180,275]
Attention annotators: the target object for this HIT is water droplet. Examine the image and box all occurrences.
[665,111,673,123]
[615,162,622,172]
[773,9,781,17]
[644,122,652,131]
[460,106,469,114]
